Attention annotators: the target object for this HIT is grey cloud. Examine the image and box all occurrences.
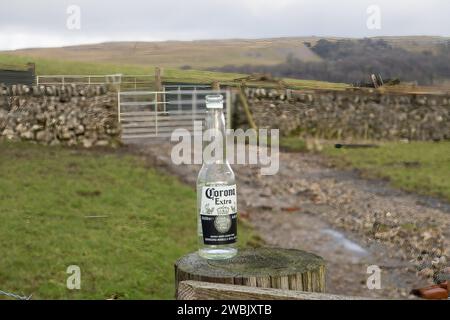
[0,0,449,50]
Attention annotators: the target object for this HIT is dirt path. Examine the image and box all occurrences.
[126,141,449,299]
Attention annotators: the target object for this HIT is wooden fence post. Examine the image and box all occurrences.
[174,247,326,299]
[26,62,35,74]
[238,85,257,130]
[211,81,220,91]
[155,67,163,91]
[155,67,163,111]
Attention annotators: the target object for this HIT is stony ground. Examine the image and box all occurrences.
[126,140,450,299]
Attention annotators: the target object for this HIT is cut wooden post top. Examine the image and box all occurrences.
[175,247,326,296]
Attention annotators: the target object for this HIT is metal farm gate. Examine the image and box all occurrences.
[118,89,232,141]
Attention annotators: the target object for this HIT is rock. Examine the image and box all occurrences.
[95,140,109,147]
[421,231,433,241]
[0,109,7,119]
[20,130,34,140]
[45,86,54,95]
[49,139,60,146]
[431,257,441,267]
[374,230,397,240]
[59,127,73,140]
[31,124,43,132]
[15,123,27,134]
[82,139,94,148]
[74,125,85,135]
[2,128,15,139]
[36,130,52,142]
[58,115,66,123]
[67,138,77,146]
[418,267,434,278]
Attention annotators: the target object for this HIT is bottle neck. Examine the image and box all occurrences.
[206,108,226,131]
[204,108,227,164]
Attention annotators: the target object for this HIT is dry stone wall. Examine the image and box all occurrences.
[237,88,450,141]
[0,84,120,147]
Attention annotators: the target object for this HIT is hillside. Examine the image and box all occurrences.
[4,36,449,71]
[211,37,450,86]
[4,38,322,69]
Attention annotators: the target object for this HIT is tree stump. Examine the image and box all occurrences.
[175,247,325,299]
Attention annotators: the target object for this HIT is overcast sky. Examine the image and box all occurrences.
[0,0,449,50]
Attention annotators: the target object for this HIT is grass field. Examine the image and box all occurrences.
[4,39,321,69]
[0,142,256,299]
[0,53,244,84]
[323,141,450,202]
[0,53,348,90]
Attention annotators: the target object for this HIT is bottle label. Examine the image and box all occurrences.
[200,184,237,245]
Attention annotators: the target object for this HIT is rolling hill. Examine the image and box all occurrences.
[4,38,322,69]
[4,36,448,70]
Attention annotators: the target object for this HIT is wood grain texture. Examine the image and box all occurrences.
[175,247,326,299]
[178,281,370,300]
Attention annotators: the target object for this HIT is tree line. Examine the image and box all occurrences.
[209,39,450,85]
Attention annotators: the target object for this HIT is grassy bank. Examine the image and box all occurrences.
[0,53,348,90]
[323,141,450,202]
[0,142,255,299]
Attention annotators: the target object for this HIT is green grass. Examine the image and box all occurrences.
[323,141,450,202]
[0,53,348,90]
[279,136,307,152]
[0,53,244,84]
[0,142,255,299]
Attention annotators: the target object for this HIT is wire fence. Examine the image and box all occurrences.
[0,290,32,300]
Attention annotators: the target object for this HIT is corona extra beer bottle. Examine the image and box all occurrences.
[197,94,237,259]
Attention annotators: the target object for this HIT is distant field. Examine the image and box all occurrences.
[4,38,322,69]
[0,142,256,299]
[0,53,348,90]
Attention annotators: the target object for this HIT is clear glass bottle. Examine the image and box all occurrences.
[197,94,238,259]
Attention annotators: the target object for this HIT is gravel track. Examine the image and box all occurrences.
[127,140,449,298]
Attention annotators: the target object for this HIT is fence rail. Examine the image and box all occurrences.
[36,74,155,91]
[177,281,369,300]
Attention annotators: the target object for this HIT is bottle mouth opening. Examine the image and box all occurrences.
[205,94,223,103]
[205,94,223,109]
